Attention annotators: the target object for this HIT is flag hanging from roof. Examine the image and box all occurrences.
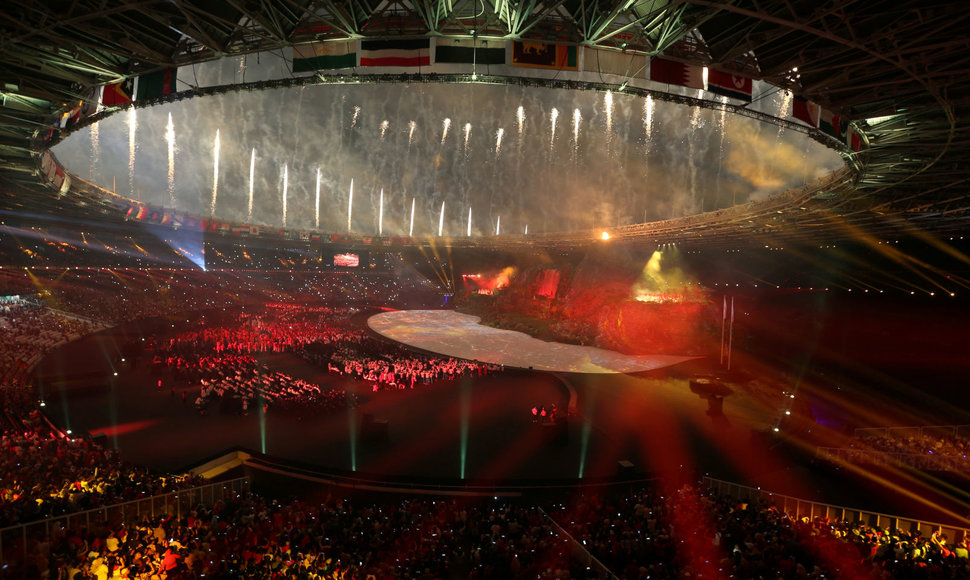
[819,108,848,140]
[102,79,134,106]
[583,47,645,77]
[847,125,864,151]
[293,40,357,72]
[360,38,430,67]
[434,38,506,66]
[81,86,101,116]
[649,57,704,89]
[792,96,819,127]
[136,68,178,100]
[511,41,577,70]
[706,69,752,102]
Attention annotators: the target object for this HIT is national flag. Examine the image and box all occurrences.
[299,231,310,241]
[219,222,231,232]
[231,225,249,234]
[847,125,864,151]
[102,79,134,106]
[136,68,178,100]
[292,40,357,72]
[819,108,848,140]
[40,151,56,180]
[361,235,373,244]
[79,86,101,118]
[59,105,80,129]
[649,57,703,89]
[359,38,430,67]
[583,47,645,77]
[209,221,220,232]
[52,167,65,191]
[792,96,819,127]
[310,233,322,241]
[250,225,259,235]
[511,41,577,70]
[435,38,506,66]
[706,69,752,102]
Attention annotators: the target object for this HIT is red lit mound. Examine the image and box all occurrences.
[458,250,714,356]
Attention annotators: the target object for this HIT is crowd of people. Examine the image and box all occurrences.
[152,307,362,415]
[194,363,357,415]
[0,301,103,385]
[8,490,586,579]
[301,336,500,392]
[0,427,203,529]
[820,428,970,473]
[8,479,970,579]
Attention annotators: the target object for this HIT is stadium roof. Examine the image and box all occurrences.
[0,0,968,248]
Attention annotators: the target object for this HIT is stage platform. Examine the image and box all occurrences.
[368,310,696,373]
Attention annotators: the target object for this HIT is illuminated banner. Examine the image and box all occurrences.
[511,41,577,70]
[334,253,359,267]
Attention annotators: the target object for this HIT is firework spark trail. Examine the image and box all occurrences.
[644,95,655,143]
[409,197,415,237]
[438,201,445,236]
[378,188,384,235]
[688,106,703,211]
[516,106,525,147]
[282,163,288,227]
[572,108,581,150]
[351,106,360,128]
[604,91,614,154]
[441,118,451,145]
[315,168,321,228]
[248,148,255,221]
[90,122,99,182]
[210,129,220,215]
[495,128,504,157]
[604,90,614,133]
[347,178,354,232]
[777,91,792,139]
[166,112,175,207]
[463,123,471,153]
[467,206,472,236]
[718,97,728,206]
[549,108,559,153]
[408,121,416,148]
[496,215,500,236]
[128,107,137,198]
[380,120,389,141]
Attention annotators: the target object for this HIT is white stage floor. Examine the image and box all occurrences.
[367,310,696,374]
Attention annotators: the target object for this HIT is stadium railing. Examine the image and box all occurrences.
[0,476,249,564]
[703,476,968,540]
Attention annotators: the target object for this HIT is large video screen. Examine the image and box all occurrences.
[334,253,360,267]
